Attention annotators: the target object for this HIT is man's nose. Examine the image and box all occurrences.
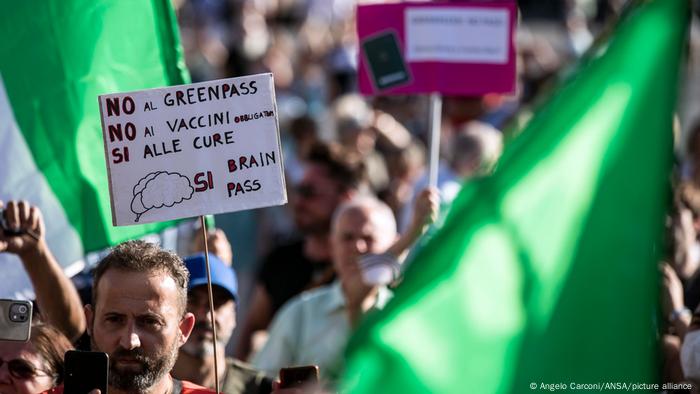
[119,324,141,350]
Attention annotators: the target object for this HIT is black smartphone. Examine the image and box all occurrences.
[361,30,411,91]
[279,365,320,389]
[0,299,32,342]
[64,350,109,394]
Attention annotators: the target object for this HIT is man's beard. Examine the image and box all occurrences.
[180,321,230,359]
[91,336,179,392]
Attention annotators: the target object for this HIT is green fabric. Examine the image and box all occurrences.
[343,1,689,393]
[0,0,189,251]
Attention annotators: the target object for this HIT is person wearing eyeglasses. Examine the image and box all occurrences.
[0,324,73,394]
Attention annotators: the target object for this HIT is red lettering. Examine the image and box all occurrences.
[106,98,120,117]
[194,172,208,192]
[111,146,129,164]
[122,96,135,114]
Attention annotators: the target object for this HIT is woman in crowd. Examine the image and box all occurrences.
[0,324,73,394]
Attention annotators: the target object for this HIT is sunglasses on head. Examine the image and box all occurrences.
[0,358,54,380]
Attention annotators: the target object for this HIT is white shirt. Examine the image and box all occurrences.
[252,281,392,383]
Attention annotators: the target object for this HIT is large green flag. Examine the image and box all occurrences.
[0,0,189,297]
[343,1,689,393]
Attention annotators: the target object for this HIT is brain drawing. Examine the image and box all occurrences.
[130,171,194,222]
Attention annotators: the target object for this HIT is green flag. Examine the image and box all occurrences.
[343,1,689,393]
[0,0,189,296]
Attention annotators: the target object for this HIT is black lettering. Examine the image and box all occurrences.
[229,83,240,96]
[224,131,235,144]
[186,88,195,104]
[240,82,250,95]
[177,119,188,132]
[144,144,154,158]
[250,80,258,94]
[176,91,187,106]
[208,86,220,100]
[164,93,174,106]
[244,179,253,192]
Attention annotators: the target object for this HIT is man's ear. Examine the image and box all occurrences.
[84,305,94,336]
[178,312,196,346]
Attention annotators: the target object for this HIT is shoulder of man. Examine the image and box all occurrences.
[224,357,274,394]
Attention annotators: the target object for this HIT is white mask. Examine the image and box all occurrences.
[359,253,401,286]
[681,330,700,382]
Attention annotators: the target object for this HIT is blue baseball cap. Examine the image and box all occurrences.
[184,253,238,302]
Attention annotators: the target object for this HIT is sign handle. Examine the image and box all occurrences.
[200,216,220,394]
[428,93,443,189]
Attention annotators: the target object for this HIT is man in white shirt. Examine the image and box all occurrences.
[252,196,399,384]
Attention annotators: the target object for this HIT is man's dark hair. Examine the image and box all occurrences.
[306,142,366,192]
[92,240,189,315]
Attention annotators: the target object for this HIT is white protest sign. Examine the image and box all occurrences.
[98,73,286,226]
[405,7,510,64]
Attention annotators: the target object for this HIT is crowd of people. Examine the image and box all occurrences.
[2,0,700,393]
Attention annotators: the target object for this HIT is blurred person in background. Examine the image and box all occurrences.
[173,254,272,394]
[0,324,73,394]
[189,227,234,267]
[252,191,437,387]
[333,94,389,193]
[400,121,503,231]
[236,143,365,361]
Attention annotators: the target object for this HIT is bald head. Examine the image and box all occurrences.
[331,196,397,281]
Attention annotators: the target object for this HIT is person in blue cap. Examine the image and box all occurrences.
[172,253,272,394]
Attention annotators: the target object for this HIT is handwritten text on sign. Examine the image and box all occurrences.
[98,73,286,226]
[357,1,516,96]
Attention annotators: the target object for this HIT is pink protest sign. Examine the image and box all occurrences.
[357,1,516,96]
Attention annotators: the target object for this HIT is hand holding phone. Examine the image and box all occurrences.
[64,351,109,394]
[278,365,319,389]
